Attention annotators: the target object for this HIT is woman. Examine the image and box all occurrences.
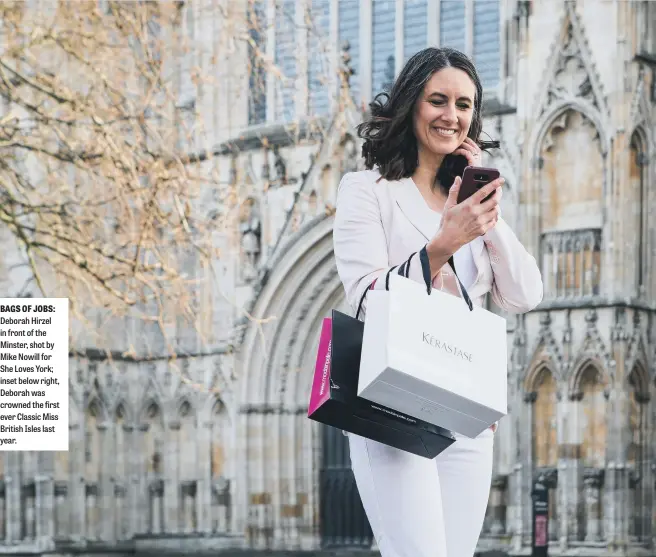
[332,47,543,557]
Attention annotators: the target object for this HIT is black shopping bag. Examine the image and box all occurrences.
[308,308,455,459]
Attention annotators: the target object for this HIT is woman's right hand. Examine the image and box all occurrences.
[428,175,504,261]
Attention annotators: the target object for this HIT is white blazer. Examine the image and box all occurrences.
[333,169,544,317]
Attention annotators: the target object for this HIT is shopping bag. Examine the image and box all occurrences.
[307,309,456,459]
[358,247,508,438]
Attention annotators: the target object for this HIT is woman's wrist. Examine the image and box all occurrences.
[426,233,456,278]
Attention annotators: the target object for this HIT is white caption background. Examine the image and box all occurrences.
[0,298,69,451]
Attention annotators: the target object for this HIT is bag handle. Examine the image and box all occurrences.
[355,246,473,321]
[354,263,401,321]
[419,245,474,312]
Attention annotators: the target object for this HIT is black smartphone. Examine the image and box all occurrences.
[457,166,501,204]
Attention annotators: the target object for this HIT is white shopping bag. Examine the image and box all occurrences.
[358,272,507,438]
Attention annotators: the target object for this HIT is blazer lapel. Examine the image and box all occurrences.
[389,178,441,242]
[470,236,486,274]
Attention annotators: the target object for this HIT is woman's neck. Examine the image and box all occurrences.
[411,150,447,212]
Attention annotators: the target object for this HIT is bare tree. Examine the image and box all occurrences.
[0,0,337,364]
[0,1,206,351]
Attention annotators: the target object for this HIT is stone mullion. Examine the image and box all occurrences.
[557,394,578,547]
[99,422,113,541]
[577,236,584,297]
[641,396,653,542]
[628,470,639,542]
[285,413,300,549]
[70,424,85,541]
[5,453,21,542]
[519,392,536,547]
[583,468,605,541]
[489,475,508,535]
[35,471,54,543]
[121,424,134,538]
[271,411,282,548]
[236,411,249,542]
[165,422,180,534]
[119,424,131,540]
[570,393,584,543]
[541,235,550,298]
[253,412,269,550]
[606,311,630,547]
[555,234,564,299]
[545,469,558,544]
[53,480,67,539]
[634,395,650,542]
[199,421,213,533]
[136,424,149,534]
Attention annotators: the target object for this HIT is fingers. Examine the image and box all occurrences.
[445,176,461,209]
[470,190,500,235]
[471,177,504,205]
[459,138,482,159]
[454,139,482,166]
[475,204,499,233]
[459,137,479,152]
[479,186,502,213]
[452,148,474,166]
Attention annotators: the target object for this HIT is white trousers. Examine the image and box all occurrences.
[348,429,494,557]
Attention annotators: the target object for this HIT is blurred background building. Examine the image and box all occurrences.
[0,0,654,556]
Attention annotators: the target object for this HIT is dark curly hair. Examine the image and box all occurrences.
[356,47,499,194]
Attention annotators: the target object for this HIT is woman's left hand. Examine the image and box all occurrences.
[453,137,483,167]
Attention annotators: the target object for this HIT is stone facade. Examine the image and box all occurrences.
[0,1,654,556]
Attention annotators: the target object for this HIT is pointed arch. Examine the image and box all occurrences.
[211,395,226,416]
[532,102,608,163]
[523,329,564,395]
[532,1,608,124]
[138,396,164,426]
[568,357,610,400]
[174,394,197,422]
[628,361,650,468]
[529,366,558,469]
[571,360,608,469]
[85,395,108,422]
[200,388,229,423]
[237,214,346,546]
[139,371,165,413]
[524,361,559,398]
[112,399,133,423]
[630,124,650,153]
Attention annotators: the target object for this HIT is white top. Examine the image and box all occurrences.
[453,244,478,290]
[427,209,479,291]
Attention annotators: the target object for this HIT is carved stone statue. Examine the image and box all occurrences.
[272,145,287,186]
[239,198,261,281]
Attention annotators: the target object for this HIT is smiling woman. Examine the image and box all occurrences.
[332,46,543,557]
[358,47,499,196]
